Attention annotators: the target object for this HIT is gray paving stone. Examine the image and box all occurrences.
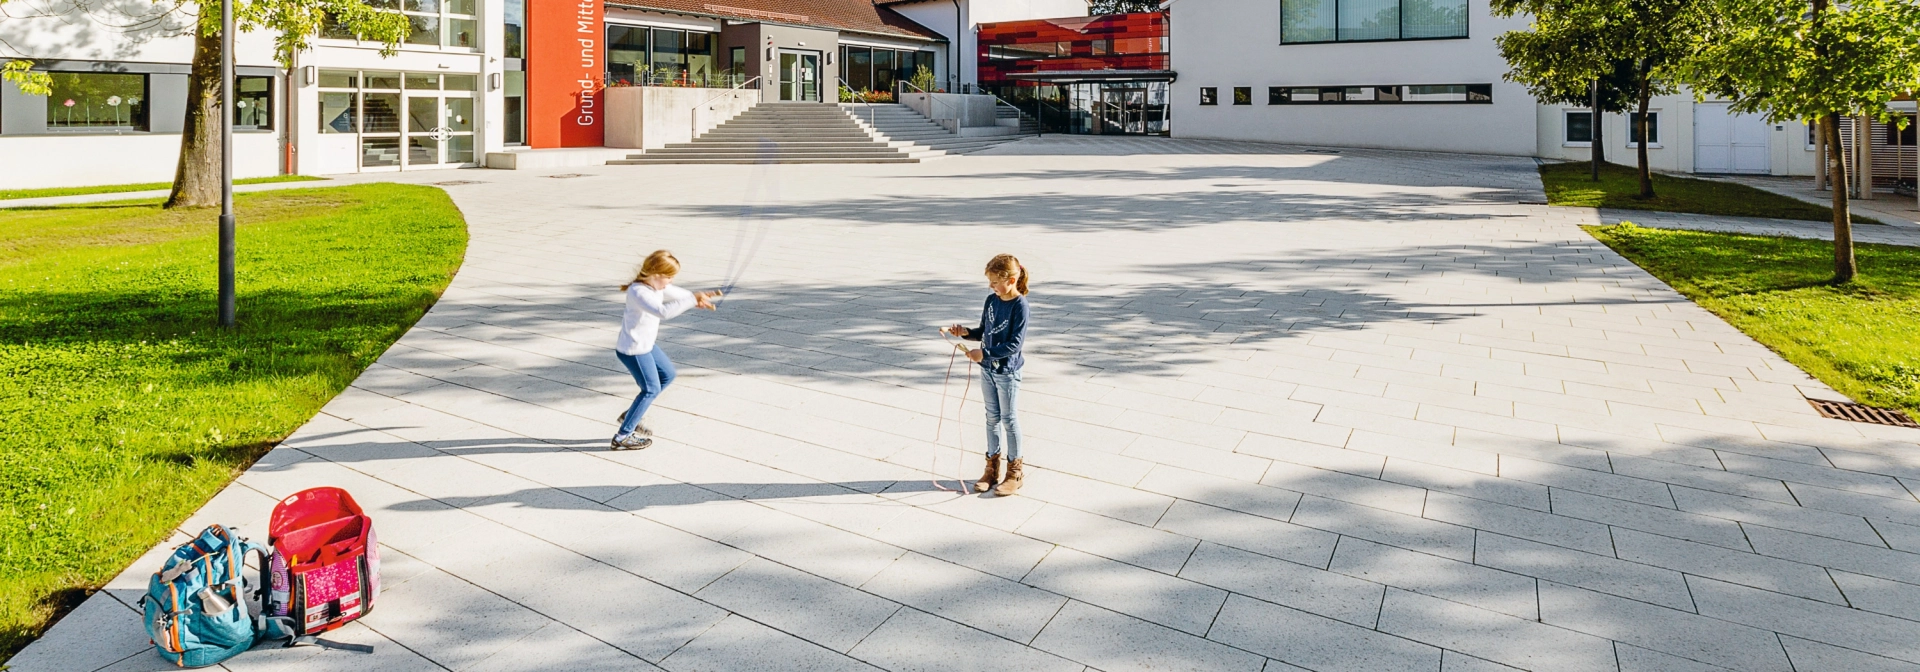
[1780,635,1920,672]
[1441,650,1524,672]
[1016,503,1201,574]
[1549,489,1752,550]
[1208,595,1440,672]
[1420,491,1614,556]
[1261,461,1430,517]
[1475,532,1692,611]
[1831,571,1920,623]
[858,552,1068,644]
[1690,575,1920,665]
[1023,547,1227,636]
[1293,495,1475,562]
[3,594,151,672]
[659,615,883,672]
[1669,485,1884,546]
[1377,588,1617,672]
[848,608,1085,672]
[1180,542,1385,626]
[1611,527,1846,604]
[1153,499,1340,568]
[1613,643,1739,672]
[694,558,900,653]
[1031,601,1265,672]
[1537,580,1791,671]
[1746,525,1920,585]
[1331,537,1538,619]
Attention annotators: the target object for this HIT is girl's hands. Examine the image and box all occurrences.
[966,348,985,363]
[944,324,969,337]
[695,291,723,311]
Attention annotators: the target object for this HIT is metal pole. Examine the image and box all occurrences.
[218,0,236,327]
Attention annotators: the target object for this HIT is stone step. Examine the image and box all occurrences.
[610,156,919,164]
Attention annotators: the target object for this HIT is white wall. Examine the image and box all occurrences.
[1168,0,1538,155]
[0,0,279,67]
[1535,95,1822,177]
[0,133,280,189]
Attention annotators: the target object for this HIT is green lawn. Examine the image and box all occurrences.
[0,185,466,659]
[1542,161,1877,224]
[0,175,324,201]
[1587,222,1919,416]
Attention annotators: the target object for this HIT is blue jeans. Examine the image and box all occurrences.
[980,367,1023,461]
[616,347,675,437]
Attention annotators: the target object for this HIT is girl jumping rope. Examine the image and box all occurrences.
[612,250,721,450]
[944,254,1032,496]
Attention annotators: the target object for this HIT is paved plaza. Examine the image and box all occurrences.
[15,137,1920,672]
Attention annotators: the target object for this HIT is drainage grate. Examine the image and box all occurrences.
[1518,200,1548,205]
[546,173,590,179]
[1304,149,1341,154]
[433,180,485,186]
[1809,398,1920,428]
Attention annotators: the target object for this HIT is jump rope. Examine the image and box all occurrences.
[709,144,971,496]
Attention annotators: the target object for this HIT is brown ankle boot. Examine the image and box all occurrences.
[975,455,1001,493]
[993,459,1025,496]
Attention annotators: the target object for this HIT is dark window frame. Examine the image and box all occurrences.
[1232,87,1252,105]
[1199,87,1218,105]
[234,75,275,132]
[1563,109,1592,144]
[1263,83,1492,105]
[1280,0,1470,45]
[1628,110,1660,146]
[44,71,151,133]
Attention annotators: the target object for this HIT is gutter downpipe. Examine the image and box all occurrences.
[949,0,961,93]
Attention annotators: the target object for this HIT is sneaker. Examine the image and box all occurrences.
[614,412,652,437]
[610,433,653,451]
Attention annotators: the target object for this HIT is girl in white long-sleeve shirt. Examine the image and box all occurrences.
[612,250,720,450]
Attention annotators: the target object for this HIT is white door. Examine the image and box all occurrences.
[1694,103,1770,174]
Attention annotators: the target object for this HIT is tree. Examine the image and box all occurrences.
[166,0,406,208]
[1684,0,1920,283]
[1089,0,1160,14]
[1495,8,1635,180]
[1493,0,1708,198]
[1,0,52,95]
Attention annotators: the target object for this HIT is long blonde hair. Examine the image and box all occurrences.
[622,250,680,290]
[986,254,1030,296]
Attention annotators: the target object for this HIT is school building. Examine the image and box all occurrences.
[2,0,1914,192]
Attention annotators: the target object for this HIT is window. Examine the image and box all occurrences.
[607,25,648,85]
[321,92,357,133]
[1282,0,1467,44]
[503,0,524,58]
[838,46,933,93]
[730,46,746,79]
[1264,83,1491,104]
[234,76,273,130]
[1889,115,1916,146]
[1564,110,1592,144]
[1629,111,1659,146]
[1200,87,1218,105]
[46,72,147,131]
[324,0,475,49]
[1232,87,1252,105]
[604,25,719,86]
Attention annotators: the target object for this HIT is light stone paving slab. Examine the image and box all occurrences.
[16,137,1920,672]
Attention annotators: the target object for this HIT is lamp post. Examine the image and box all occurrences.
[218,0,236,328]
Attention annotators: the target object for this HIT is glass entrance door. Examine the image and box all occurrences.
[778,50,820,102]
[1101,87,1147,134]
[405,94,475,167]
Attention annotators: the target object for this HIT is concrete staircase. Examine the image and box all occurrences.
[996,104,1043,135]
[607,103,916,165]
[846,103,1034,156]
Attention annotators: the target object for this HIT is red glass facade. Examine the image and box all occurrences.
[977,13,1169,86]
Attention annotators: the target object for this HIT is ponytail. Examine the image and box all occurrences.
[622,250,681,291]
[986,254,1030,296]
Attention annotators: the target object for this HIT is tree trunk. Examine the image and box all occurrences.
[1591,78,1604,181]
[166,7,222,210]
[1634,63,1654,199]
[1825,112,1857,283]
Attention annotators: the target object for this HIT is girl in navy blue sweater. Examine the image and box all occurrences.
[944,254,1032,496]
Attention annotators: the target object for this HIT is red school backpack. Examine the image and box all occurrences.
[266,487,380,640]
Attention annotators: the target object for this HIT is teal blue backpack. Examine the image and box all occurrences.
[141,525,270,668]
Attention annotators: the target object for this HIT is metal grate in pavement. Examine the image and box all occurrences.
[545,173,590,179]
[433,180,485,186]
[1809,398,1919,428]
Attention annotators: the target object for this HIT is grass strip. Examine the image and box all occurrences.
[1543,161,1877,224]
[0,184,466,659]
[0,175,324,201]
[1587,222,1919,417]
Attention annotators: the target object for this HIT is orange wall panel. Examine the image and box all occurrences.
[527,0,604,147]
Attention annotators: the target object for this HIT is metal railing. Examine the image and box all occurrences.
[837,78,877,129]
[692,76,761,141]
[895,80,962,133]
[984,92,1042,137]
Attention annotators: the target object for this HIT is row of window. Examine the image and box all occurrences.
[1562,110,1659,146]
[1281,0,1469,44]
[1199,84,1491,106]
[841,46,935,93]
[983,37,1168,61]
[607,25,722,86]
[322,0,477,50]
[37,72,272,132]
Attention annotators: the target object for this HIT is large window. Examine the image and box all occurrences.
[604,24,720,86]
[323,0,476,50]
[1629,111,1659,146]
[1563,110,1592,144]
[46,72,147,131]
[1266,84,1490,104]
[235,76,273,130]
[502,0,523,59]
[838,46,934,93]
[1282,0,1467,43]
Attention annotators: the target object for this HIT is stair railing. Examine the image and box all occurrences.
[691,76,761,143]
[984,92,1043,137]
[837,78,877,129]
[896,80,961,133]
